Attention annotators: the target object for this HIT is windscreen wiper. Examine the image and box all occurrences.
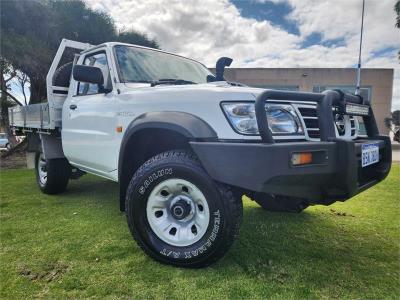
[150,78,196,87]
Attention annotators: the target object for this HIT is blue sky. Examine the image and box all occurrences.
[232,0,300,35]
[232,1,351,50]
[12,0,400,110]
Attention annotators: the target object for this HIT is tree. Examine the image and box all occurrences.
[0,0,158,148]
[0,59,22,147]
[1,1,56,103]
[384,110,400,130]
[117,28,159,48]
[16,72,29,106]
[395,1,400,60]
[0,0,158,105]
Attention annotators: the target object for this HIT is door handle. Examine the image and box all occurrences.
[69,104,77,110]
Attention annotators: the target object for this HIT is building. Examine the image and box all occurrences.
[219,68,394,135]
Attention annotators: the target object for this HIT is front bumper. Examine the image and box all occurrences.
[190,136,391,204]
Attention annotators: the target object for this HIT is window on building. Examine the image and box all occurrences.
[313,86,371,102]
[313,85,371,135]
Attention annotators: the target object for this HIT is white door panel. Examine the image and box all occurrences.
[62,50,119,173]
[63,93,118,172]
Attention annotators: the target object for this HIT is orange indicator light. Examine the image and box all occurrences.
[291,152,312,165]
[116,126,123,133]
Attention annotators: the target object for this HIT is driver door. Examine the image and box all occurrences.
[62,50,119,175]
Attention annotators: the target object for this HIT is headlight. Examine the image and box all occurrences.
[221,102,303,135]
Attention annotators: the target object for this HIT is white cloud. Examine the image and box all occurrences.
[284,0,398,52]
[87,0,300,65]
[86,0,399,110]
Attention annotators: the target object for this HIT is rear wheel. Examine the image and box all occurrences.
[254,193,309,213]
[125,150,243,268]
[35,152,71,194]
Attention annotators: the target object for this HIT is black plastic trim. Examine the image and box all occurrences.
[73,65,104,85]
[118,111,217,179]
[190,136,391,204]
[253,89,378,144]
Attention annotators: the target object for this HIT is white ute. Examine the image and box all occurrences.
[9,39,391,267]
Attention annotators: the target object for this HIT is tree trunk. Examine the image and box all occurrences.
[0,100,18,147]
[0,66,18,147]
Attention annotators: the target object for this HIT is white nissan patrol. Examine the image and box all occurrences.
[9,39,392,267]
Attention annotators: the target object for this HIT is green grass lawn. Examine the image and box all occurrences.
[1,165,399,299]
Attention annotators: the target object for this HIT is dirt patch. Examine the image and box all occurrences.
[274,270,291,284]
[19,263,68,282]
[0,150,27,169]
[330,209,355,217]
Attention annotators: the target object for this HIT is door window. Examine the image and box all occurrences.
[77,52,110,95]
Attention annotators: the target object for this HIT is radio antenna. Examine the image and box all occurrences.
[355,0,365,95]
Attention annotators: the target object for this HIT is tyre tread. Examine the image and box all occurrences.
[35,153,70,194]
[125,149,243,268]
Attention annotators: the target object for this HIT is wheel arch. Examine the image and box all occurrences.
[118,111,217,211]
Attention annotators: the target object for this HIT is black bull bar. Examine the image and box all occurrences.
[255,89,379,143]
[190,89,391,203]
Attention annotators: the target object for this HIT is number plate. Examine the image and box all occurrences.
[361,143,379,167]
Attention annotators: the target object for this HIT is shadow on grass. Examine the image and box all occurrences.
[65,177,119,196]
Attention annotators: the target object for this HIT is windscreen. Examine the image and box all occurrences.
[114,45,212,84]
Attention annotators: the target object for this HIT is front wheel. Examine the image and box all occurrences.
[125,150,243,268]
[35,152,71,194]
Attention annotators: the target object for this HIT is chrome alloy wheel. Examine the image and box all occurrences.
[37,153,48,186]
[146,178,210,247]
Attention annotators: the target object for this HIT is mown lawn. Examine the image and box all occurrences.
[0,165,399,299]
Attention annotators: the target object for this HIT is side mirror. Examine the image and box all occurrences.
[73,65,104,85]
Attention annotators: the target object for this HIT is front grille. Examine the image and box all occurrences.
[350,119,356,136]
[297,106,320,139]
[297,107,316,117]
[297,105,357,141]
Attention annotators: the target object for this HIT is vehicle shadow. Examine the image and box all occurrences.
[63,176,119,198]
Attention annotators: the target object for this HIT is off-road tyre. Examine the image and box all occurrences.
[35,152,71,194]
[254,193,309,213]
[52,62,73,87]
[125,150,243,268]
